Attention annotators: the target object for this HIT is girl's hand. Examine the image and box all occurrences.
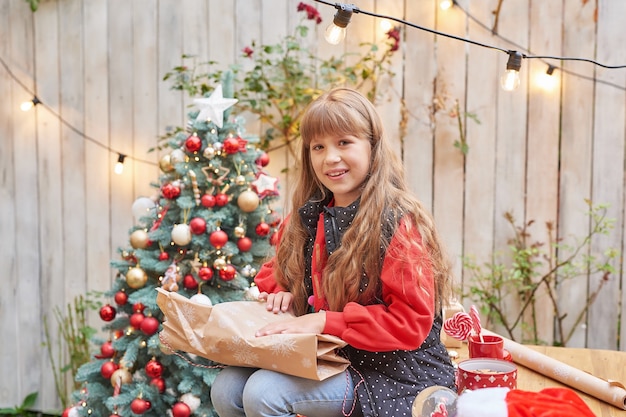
[255,311,326,337]
[258,291,294,313]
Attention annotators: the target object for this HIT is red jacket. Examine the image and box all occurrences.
[254,212,436,352]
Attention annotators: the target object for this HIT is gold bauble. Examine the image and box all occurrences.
[159,154,174,172]
[234,226,246,238]
[237,190,260,213]
[126,267,148,289]
[110,368,132,387]
[129,229,150,249]
[213,257,227,270]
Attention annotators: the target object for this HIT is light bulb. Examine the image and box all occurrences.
[20,96,41,111]
[324,5,355,45]
[440,0,454,10]
[115,154,126,175]
[500,70,521,91]
[501,51,523,91]
[325,24,346,45]
[536,65,558,91]
[379,19,392,32]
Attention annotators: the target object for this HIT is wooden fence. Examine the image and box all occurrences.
[1,0,625,412]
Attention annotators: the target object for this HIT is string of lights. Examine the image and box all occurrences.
[3,0,626,170]
[449,0,626,92]
[314,0,626,91]
[0,55,157,174]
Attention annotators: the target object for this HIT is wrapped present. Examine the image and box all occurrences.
[156,289,350,380]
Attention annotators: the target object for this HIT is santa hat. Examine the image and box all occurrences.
[457,387,597,417]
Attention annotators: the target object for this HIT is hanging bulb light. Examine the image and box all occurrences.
[324,4,357,45]
[20,96,41,111]
[536,64,558,91]
[439,0,454,10]
[115,154,126,175]
[500,51,523,91]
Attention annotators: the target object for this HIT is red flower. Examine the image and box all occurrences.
[297,2,322,24]
[242,46,254,57]
[386,27,401,52]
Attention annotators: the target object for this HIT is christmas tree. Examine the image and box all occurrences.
[68,79,281,417]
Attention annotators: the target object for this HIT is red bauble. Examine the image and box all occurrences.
[219,265,237,281]
[183,274,199,289]
[189,217,207,235]
[256,152,270,167]
[133,302,146,313]
[130,312,145,329]
[158,251,170,261]
[172,402,191,417]
[270,232,279,246]
[61,407,72,417]
[101,361,119,379]
[99,341,115,358]
[150,377,166,393]
[141,316,160,335]
[223,137,240,154]
[99,304,116,322]
[215,193,229,206]
[267,211,282,228]
[130,398,151,414]
[201,194,216,208]
[185,134,202,153]
[113,329,124,340]
[198,266,214,281]
[210,229,229,249]
[114,291,128,305]
[162,183,181,199]
[237,237,252,252]
[255,222,270,236]
[145,358,163,378]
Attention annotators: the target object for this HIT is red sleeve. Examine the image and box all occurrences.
[253,257,285,294]
[323,218,436,351]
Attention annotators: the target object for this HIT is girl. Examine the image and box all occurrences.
[210,88,456,417]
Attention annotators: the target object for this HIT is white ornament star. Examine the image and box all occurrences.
[193,84,238,128]
[252,172,279,198]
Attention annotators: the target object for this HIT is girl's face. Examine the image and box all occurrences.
[309,133,371,207]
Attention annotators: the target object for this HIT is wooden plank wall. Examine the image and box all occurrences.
[1,0,625,411]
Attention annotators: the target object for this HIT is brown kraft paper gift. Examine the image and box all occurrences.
[156,288,350,381]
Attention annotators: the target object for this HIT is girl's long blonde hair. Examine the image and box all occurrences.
[274,88,453,316]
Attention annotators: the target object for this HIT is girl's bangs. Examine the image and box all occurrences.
[301,101,366,144]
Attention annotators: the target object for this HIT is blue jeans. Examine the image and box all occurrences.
[210,367,360,417]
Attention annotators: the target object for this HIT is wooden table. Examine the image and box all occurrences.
[453,343,626,417]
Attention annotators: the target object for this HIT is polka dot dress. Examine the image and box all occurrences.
[343,317,456,417]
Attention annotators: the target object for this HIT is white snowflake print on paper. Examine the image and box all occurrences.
[228,336,259,365]
[180,301,199,323]
[269,335,297,356]
[553,365,572,380]
[301,357,313,369]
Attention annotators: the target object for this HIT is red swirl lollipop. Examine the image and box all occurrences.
[443,311,473,341]
[469,305,484,342]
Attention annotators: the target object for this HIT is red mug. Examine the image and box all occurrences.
[456,358,517,393]
[468,334,504,359]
